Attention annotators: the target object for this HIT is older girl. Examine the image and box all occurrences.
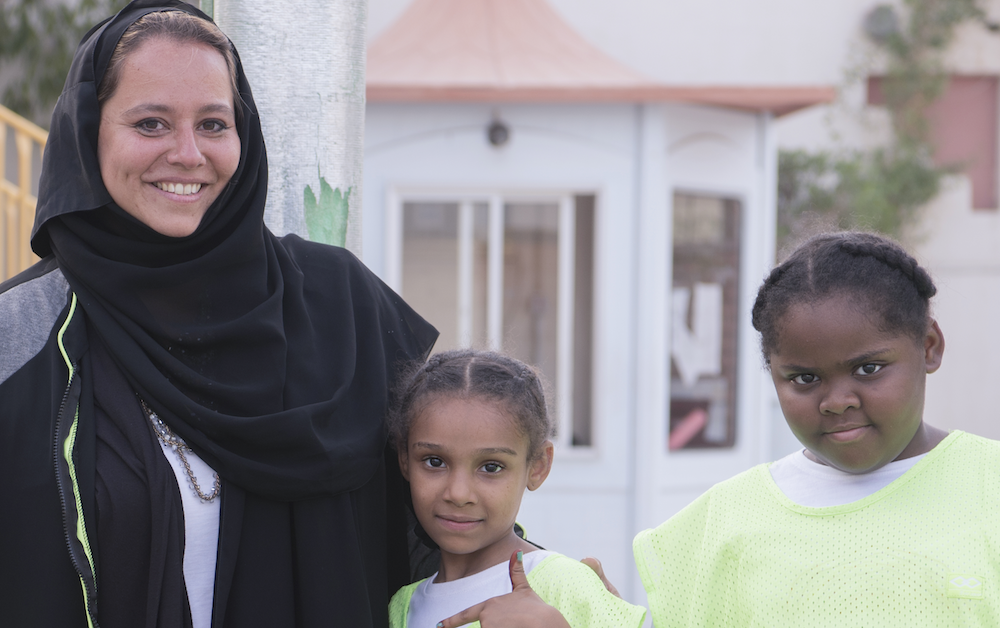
[635,232,1000,626]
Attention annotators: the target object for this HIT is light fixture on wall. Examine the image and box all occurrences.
[487,118,510,147]
[862,5,899,44]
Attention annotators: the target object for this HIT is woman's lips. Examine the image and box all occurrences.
[825,425,871,443]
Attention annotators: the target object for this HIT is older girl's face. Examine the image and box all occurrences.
[768,295,944,474]
[97,36,240,237]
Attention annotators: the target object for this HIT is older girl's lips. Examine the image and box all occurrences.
[825,425,871,443]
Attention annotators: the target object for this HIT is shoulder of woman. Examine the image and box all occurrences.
[0,259,73,387]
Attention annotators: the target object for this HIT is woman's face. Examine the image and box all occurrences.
[97,36,240,237]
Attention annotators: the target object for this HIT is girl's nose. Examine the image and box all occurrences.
[443,472,476,506]
[167,128,206,169]
[818,382,860,415]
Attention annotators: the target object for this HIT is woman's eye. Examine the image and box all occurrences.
[423,457,444,469]
[201,119,229,133]
[791,373,818,385]
[135,119,164,133]
[855,363,883,376]
[481,462,503,474]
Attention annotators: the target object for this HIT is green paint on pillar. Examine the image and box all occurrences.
[304,177,351,247]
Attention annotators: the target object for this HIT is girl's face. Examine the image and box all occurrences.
[768,294,944,474]
[399,395,553,579]
[98,36,240,237]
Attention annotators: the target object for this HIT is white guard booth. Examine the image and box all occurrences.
[361,0,832,605]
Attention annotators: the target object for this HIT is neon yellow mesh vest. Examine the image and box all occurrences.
[635,431,1000,627]
[389,553,645,628]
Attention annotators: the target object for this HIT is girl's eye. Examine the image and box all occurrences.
[855,363,883,376]
[423,457,445,469]
[791,373,818,385]
[481,462,504,474]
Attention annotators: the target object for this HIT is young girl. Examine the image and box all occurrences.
[388,350,646,628]
[634,231,1000,626]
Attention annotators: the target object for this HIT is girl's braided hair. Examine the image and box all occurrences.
[388,349,553,460]
[752,231,936,366]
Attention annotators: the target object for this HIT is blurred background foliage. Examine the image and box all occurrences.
[0,0,129,127]
[777,0,997,250]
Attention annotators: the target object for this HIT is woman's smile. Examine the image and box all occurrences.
[152,181,204,196]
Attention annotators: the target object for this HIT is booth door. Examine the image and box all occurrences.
[633,105,782,553]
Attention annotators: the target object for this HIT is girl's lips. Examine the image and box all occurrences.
[436,516,482,532]
[825,425,871,443]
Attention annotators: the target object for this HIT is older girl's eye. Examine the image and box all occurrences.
[855,363,882,376]
[481,462,503,474]
[423,457,444,469]
[791,373,818,385]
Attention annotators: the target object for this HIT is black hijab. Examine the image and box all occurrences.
[34,0,435,500]
[31,1,436,625]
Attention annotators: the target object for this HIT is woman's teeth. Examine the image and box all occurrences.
[155,182,202,195]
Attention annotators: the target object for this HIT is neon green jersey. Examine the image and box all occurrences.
[389,552,646,628]
[635,431,1000,627]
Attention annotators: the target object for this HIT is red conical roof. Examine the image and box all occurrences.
[367,0,835,115]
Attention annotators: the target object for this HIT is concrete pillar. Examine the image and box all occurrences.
[213,0,366,253]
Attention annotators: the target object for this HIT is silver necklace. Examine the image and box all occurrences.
[139,398,221,503]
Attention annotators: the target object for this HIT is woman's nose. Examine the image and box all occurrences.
[818,381,860,415]
[167,128,206,169]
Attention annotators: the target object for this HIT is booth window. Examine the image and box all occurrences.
[668,193,741,450]
[399,194,595,447]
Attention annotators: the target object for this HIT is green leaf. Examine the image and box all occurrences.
[304,177,350,247]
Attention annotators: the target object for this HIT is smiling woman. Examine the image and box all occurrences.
[0,2,437,628]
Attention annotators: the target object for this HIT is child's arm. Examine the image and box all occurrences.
[437,551,571,628]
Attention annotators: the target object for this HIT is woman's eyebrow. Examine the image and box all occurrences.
[120,103,234,117]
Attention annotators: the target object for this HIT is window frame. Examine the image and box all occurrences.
[385,187,596,451]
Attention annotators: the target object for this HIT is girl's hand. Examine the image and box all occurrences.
[580,556,621,598]
[436,550,571,628]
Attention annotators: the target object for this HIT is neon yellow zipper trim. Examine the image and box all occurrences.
[57,293,97,628]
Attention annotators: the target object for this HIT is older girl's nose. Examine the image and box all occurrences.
[818,381,860,415]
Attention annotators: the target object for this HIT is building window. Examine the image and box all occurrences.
[868,75,999,209]
[398,193,595,447]
[668,192,741,450]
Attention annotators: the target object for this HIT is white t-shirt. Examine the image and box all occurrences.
[157,439,221,628]
[769,448,927,507]
[406,550,553,628]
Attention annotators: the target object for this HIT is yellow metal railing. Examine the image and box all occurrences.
[0,103,47,282]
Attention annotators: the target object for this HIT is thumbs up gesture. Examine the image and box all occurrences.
[436,550,571,628]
